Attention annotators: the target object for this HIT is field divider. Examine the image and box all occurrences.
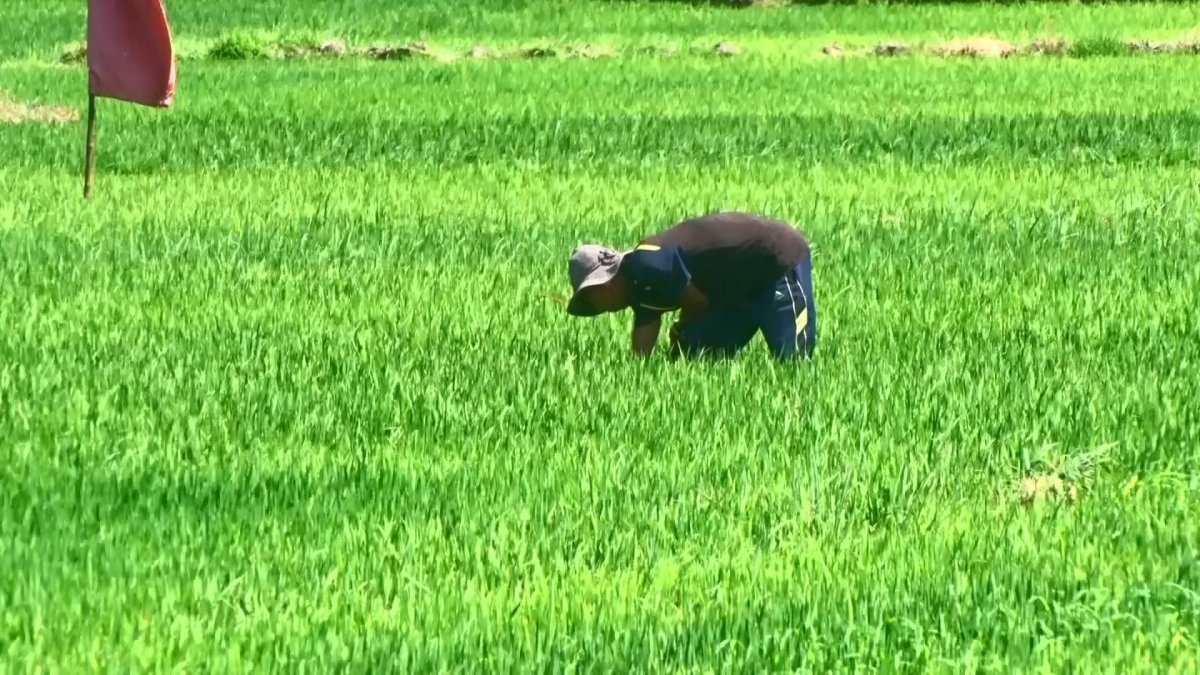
[43,33,1200,68]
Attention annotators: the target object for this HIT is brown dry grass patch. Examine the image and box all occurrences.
[319,40,347,57]
[1015,472,1079,507]
[363,41,434,61]
[274,45,318,59]
[931,36,1018,58]
[1125,39,1200,54]
[872,42,911,57]
[0,92,79,125]
[568,44,618,60]
[60,43,87,64]
[520,44,559,59]
[1025,37,1071,55]
[637,45,679,58]
[714,41,742,56]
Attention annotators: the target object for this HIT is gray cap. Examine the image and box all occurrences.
[567,244,625,316]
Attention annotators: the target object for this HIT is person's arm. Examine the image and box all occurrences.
[623,244,689,357]
[631,314,661,357]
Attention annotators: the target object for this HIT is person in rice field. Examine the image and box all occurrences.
[565,211,817,360]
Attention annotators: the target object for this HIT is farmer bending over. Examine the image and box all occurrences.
[565,211,817,360]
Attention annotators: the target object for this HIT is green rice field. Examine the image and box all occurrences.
[2,0,1200,671]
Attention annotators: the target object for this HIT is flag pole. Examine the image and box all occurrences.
[83,93,97,199]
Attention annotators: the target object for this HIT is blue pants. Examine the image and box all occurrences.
[674,259,817,361]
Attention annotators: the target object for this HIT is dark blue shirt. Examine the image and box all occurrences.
[621,211,811,326]
[623,244,691,326]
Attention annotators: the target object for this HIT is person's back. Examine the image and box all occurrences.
[638,212,811,307]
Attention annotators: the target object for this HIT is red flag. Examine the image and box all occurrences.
[87,0,176,108]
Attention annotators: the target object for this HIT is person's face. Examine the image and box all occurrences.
[581,277,628,314]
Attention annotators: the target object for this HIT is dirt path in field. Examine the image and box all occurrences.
[822,35,1200,59]
[36,32,1200,67]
